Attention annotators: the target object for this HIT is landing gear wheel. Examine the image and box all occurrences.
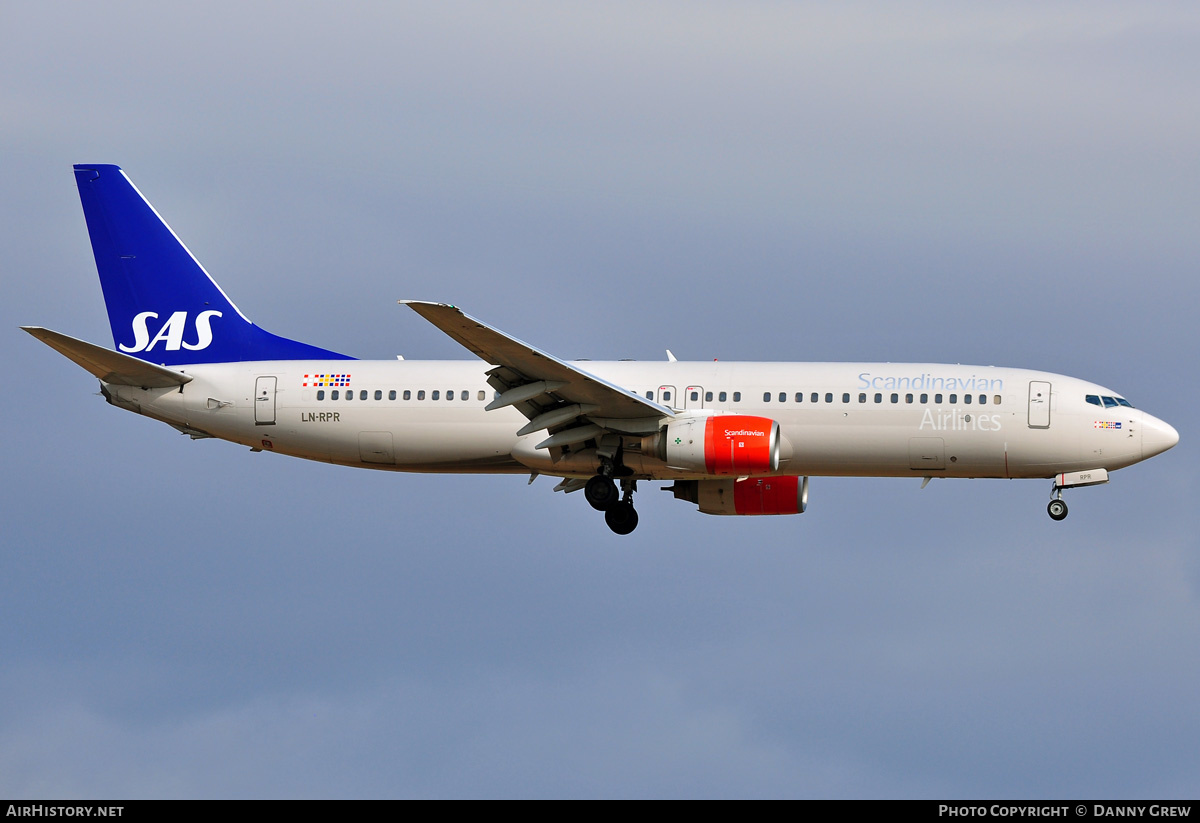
[605,502,639,535]
[1047,499,1068,521]
[585,475,619,511]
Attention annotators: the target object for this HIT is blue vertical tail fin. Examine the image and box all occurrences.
[73,164,353,365]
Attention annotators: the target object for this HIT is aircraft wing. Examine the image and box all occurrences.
[22,326,193,388]
[402,301,671,445]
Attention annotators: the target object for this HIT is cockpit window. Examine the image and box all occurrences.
[1089,394,1135,409]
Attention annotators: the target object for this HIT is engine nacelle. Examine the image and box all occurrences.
[648,415,781,476]
[668,476,808,516]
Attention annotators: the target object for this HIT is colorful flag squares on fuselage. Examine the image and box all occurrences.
[303,374,351,387]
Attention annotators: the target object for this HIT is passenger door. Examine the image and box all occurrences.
[255,376,277,425]
[1028,381,1051,429]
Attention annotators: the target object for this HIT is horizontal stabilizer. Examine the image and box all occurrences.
[22,326,193,388]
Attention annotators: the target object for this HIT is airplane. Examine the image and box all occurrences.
[24,164,1179,535]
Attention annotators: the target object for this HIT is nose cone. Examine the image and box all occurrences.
[1142,414,1180,460]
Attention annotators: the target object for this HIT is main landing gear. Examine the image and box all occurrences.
[584,467,639,535]
[1047,482,1068,521]
[585,475,620,511]
[605,497,639,535]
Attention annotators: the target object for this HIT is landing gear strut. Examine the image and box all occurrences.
[1047,483,1068,521]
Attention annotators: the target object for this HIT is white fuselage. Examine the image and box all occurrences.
[104,359,1175,481]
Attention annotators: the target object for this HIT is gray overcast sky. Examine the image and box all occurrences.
[2,1,1197,798]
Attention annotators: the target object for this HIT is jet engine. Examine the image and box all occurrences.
[667,476,809,516]
[645,415,781,476]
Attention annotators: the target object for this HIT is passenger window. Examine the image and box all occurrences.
[403,390,411,400]
[811,393,819,403]
[719,391,727,402]
[964,394,972,404]
[346,391,353,401]
[417,390,425,400]
[905,393,913,404]
[977,394,986,405]
[890,393,898,404]
[935,394,943,404]
[331,390,339,400]
[874,393,882,403]
[388,390,396,400]
[825,393,833,403]
[478,391,486,401]
[795,393,803,403]
[705,391,713,402]
[733,392,741,402]
[949,394,957,404]
[432,390,440,400]
[663,391,671,402]
[994,395,1002,405]
[920,393,928,403]
[317,390,325,400]
[691,391,699,402]
[763,392,771,402]
[858,393,867,403]
[778,392,786,403]
[646,391,653,399]
[842,393,850,403]
[374,390,382,400]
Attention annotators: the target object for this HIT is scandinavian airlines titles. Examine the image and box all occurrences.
[858,371,1004,392]
[919,409,1003,432]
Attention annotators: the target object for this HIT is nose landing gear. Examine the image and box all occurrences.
[1047,497,1068,521]
[1044,469,1108,520]
[1047,480,1068,521]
